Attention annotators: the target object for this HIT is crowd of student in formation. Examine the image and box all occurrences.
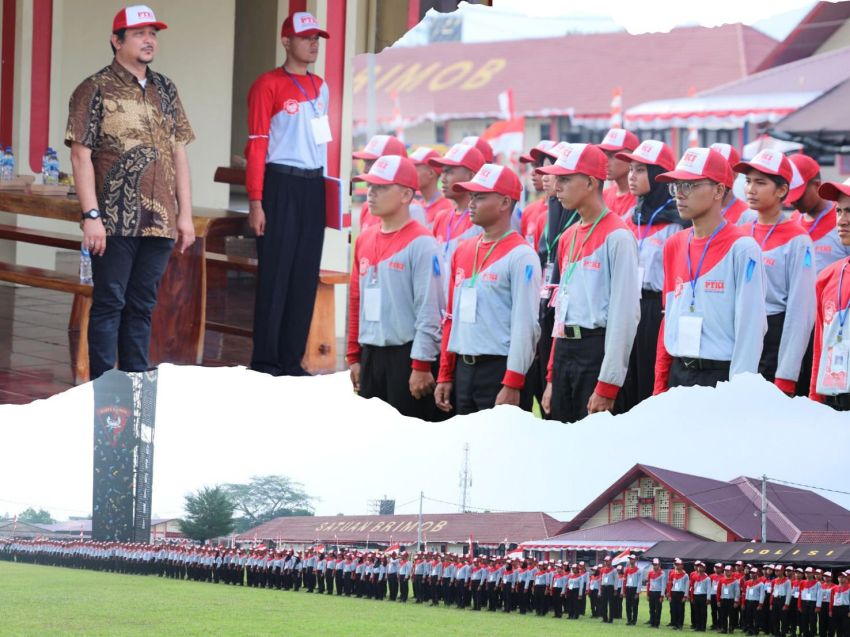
[344,130,850,422]
[5,540,850,635]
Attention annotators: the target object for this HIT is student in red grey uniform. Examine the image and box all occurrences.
[615,139,685,409]
[830,571,850,636]
[735,150,817,395]
[408,146,454,227]
[518,140,557,248]
[434,164,542,415]
[597,128,640,216]
[654,148,767,392]
[346,156,444,420]
[538,143,640,422]
[245,11,331,376]
[809,177,850,411]
[710,143,750,225]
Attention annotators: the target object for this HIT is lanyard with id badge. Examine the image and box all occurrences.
[459,230,512,324]
[823,260,850,393]
[284,68,332,145]
[363,234,400,323]
[442,208,469,277]
[552,209,608,338]
[540,211,577,301]
[635,198,674,298]
[679,221,726,358]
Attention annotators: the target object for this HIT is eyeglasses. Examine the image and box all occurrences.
[667,181,714,197]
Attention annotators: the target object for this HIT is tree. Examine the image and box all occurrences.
[179,487,235,542]
[17,508,55,524]
[222,475,314,533]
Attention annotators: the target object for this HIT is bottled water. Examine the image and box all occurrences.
[42,149,51,184]
[0,147,14,181]
[79,246,93,285]
[47,148,60,185]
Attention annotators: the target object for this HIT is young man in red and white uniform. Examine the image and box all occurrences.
[710,143,749,225]
[830,571,850,635]
[538,144,640,422]
[735,150,816,395]
[245,11,330,376]
[346,156,444,421]
[597,128,640,216]
[518,140,557,248]
[434,164,541,415]
[654,148,767,392]
[409,146,454,227]
[809,177,850,411]
[615,139,682,409]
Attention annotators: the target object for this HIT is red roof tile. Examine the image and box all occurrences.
[756,1,850,71]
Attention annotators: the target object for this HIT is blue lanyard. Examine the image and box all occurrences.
[283,68,320,114]
[721,196,737,218]
[637,198,674,251]
[750,215,783,250]
[805,203,833,237]
[686,221,727,312]
[443,209,469,256]
[838,260,850,339]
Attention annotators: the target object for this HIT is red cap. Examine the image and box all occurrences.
[354,155,419,191]
[281,11,329,39]
[353,135,407,161]
[733,149,793,184]
[408,146,442,174]
[786,154,821,204]
[535,143,608,181]
[819,177,850,201]
[597,128,640,153]
[428,143,485,174]
[460,136,495,163]
[520,140,556,164]
[615,139,676,172]
[452,164,523,200]
[529,141,570,164]
[113,5,167,32]
[656,147,734,189]
[709,143,741,169]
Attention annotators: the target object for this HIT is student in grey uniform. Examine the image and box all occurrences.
[551,564,568,618]
[500,563,516,612]
[442,558,455,606]
[623,554,642,625]
[690,561,712,633]
[315,553,326,593]
[455,558,470,609]
[387,552,400,601]
[324,553,335,595]
[718,565,741,634]
[398,553,412,602]
[646,559,667,628]
[470,559,485,610]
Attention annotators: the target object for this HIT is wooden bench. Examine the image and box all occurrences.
[205,252,349,374]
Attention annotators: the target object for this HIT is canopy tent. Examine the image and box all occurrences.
[644,541,850,565]
[771,78,850,151]
[520,518,702,552]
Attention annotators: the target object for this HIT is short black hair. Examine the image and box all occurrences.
[110,28,126,55]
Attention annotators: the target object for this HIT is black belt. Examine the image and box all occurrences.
[825,394,850,411]
[266,163,324,178]
[460,353,505,366]
[562,326,606,340]
[641,290,662,300]
[675,357,731,371]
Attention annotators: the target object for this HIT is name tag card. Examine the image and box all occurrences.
[364,287,382,322]
[311,115,333,145]
[678,315,703,358]
[824,343,850,393]
[460,287,477,323]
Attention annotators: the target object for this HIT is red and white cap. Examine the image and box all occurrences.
[597,128,640,153]
[354,155,419,191]
[535,143,608,181]
[428,143,485,174]
[805,567,814,573]
[786,154,821,204]
[714,563,723,568]
[709,143,741,169]
[353,135,407,161]
[724,565,732,571]
[461,136,495,163]
[112,5,167,32]
[529,141,570,163]
[520,140,556,164]
[674,558,683,565]
[615,139,676,172]
[409,146,443,173]
[652,558,660,565]
[452,164,523,200]
[656,147,734,189]
[733,149,793,183]
[819,177,850,201]
[281,11,329,39]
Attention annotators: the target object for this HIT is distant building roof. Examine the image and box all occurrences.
[239,512,564,547]
[521,518,702,552]
[756,1,850,71]
[353,24,775,131]
[772,77,850,147]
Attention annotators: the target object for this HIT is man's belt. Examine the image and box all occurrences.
[460,353,505,366]
[676,357,731,371]
[266,163,324,178]
[563,326,606,340]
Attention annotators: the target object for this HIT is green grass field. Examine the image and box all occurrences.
[1,561,676,636]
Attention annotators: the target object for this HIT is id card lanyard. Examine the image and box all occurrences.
[751,214,783,250]
[686,221,726,312]
[469,230,513,287]
[283,68,321,115]
[805,203,834,238]
[444,208,470,257]
[560,208,609,287]
[837,260,850,343]
[637,199,674,252]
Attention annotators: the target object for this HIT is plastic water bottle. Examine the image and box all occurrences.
[79,245,93,285]
[0,147,13,181]
[47,148,60,185]
[42,149,51,184]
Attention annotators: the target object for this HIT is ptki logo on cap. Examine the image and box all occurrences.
[555,144,585,170]
[445,143,474,162]
[370,155,402,180]
[678,148,711,174]
[293,12,320,32]
[472,164,502,189]
[409,146,435,162]
[601,129,626,148]
[364,135,393,156]
[634,140,665,163]
[750,149,782,173]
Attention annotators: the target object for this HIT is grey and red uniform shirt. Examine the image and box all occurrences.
[792,206,850,273]
[810,256,850,399]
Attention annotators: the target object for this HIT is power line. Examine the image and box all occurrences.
[766,477,850,498]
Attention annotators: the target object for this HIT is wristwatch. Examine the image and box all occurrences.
[82,209,101,221]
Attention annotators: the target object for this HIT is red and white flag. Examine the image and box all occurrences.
[687,86,699,148]
[610,87,623,128]
[390,90,404,143]
[483,88,524,167]
[384,543,400,554]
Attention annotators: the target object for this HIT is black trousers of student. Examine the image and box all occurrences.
[501,584,512,612]
[718,599,735,633]
[399,576,409,602]
[600,584,615,622]
[769,600,786,636]
[387,573,398,600]
[527,300,556,411]
[454,354,533,415]
[614,590,623,619]
[831,605,849,637]
[669,356,731,389]
[711,596,720,630]
[670,590,686,628]
[489,582,500,611]
[359,343,441,421]
[533,584,547,615]
[692,594,708,631]
[819,603,830,637]
[335,570,343,595]
[590,589,599,617]
[743,599,760,634]
[470,581,480,609]
[626,586,640,624]
[252,166,325,376]
[649,591,663,627]
[623,292,663,411]
[324,569,334,595]
[550,330,624,423]
[801,600,818,637]
[550,588,563,617]
[566,589,581,619]
[89,236,174,380]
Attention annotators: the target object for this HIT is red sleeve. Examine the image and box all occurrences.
[653,317,672,394]
[437,254,458,384]
[346,239,362,365]
[810,273,828,402]
[245,74,274,202]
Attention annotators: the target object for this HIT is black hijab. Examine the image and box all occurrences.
[633,163,689,228]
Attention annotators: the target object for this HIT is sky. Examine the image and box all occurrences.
[1,367,848,527]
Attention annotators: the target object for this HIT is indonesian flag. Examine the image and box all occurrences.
[686,86,699,148]
[390,90,404,143]
[610,87,623,128]
[506,547,524,559]
[384,543,400,554]
[11,514,17,532]
[612,548,632,566]
[481,118,524,167]
[468,534,474,554]
[314,544,326,553]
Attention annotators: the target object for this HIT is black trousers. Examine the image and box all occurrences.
[550,331,623,423]
[590,589,600,617]
[670,591,686,628]
[692,594,708,631]
[669,356,730,389]
[454,355,533,415]
[252,167,325,376]
[324,569,333,594]
[759,312,786,383]
[527,300,555,409]
[743,599,759,633]
[769,600,786,636]
[718,599,735,633]
[649,591,663,627]
[89,236,174,380]
[626,586,640,624]
[359,343,439,420]
[711,596,720,629]
[399,576,409,602]
[831,605,848,637]
[623,293,663,411]
[600,584,614,622]
[552,588,563,617]
[819,603,830,637]
[802,600,818,637]
[388,573,398,600]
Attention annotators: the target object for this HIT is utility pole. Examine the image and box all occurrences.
[459,443,472,513]
[417,491,424,551]
[761,475,768,544]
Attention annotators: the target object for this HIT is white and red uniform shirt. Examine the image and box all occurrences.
[418,193,454,228]
[655,223,767,392]
[792,205,850,273]
[438,232,541,389]
[245,69,329,200]
[520,198,548,248]
[603,185,636,217]
[623,209,680,293]
[722,196,749,225]
[432,206,483,297]
[811,256,850,399]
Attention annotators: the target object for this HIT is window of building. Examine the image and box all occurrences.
[655,489,670,525]
[625,489,638,519]
[611,503,624,523]
[671,502,686,529]
[640,503,653,518]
